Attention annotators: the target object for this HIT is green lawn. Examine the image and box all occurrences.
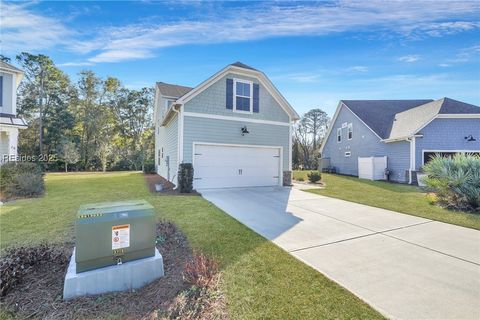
[0,172,383,319]
[293,171,480,230]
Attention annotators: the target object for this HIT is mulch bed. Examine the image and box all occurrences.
[144,174,201,196]
[0,221,223,319]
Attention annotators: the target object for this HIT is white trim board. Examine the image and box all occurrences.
[192,142,283,187]
[436,114,480,119]
[183,112,291,126]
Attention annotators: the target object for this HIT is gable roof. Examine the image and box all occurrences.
[156,82,193,98]
[321,97,479,152]
[388,97,480,140]
[0,61,24,74]
[438,97,480,114]
[342,100,433,139]
[158,62,299,122]
[230,61,258,71]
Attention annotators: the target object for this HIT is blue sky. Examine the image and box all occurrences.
[2,1,479,116]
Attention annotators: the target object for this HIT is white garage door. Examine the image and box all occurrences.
[193,144,281,189]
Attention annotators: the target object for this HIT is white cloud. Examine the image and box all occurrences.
[57,61,94,67]
[0,2,74,53]
[3,1,480,63]
[397,55,421,63]
[438,44,480,66]
[348,66,369,72]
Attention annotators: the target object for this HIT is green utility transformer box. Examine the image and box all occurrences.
[75,200,156,273]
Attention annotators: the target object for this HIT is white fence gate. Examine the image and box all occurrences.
[358,156,387,180]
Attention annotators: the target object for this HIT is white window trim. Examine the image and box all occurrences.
[337,128,342,143]
[233,78,253,114]
[345,151,351,157]
[347,123,353,140]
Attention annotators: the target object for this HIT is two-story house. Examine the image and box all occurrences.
[320,98,480,184]
[0,61,27,162]
[154,62,299,189]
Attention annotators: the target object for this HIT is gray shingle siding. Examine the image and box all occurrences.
[415,118,480,170]
[183,72,290,123]
[183,116,290,171]
[322,105,410,182]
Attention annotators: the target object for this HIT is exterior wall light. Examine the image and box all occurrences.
[465,135,476,142]
[241,126,249,136]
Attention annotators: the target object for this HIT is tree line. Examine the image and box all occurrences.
[2,53,154,172]
[292,108,330,170]
[2,52,330,172]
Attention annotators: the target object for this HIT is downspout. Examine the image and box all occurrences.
[172,104,182,188]
[407,136,416,184]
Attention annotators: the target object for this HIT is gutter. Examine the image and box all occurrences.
[161,103,182,126]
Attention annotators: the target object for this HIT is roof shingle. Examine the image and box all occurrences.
[342,100,432,139]
[156,82,193,99]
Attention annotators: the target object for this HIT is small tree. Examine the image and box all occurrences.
[58,141,80,172]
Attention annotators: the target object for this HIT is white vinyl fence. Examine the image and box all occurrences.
[358,156,387,180]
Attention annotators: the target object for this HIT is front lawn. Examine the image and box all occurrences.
[294,171,480,230]
[0,172,383,319]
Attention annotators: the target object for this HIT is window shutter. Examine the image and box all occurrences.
[226,78,233,109]
[253,83,259,113]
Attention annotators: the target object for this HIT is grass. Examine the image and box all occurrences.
[0,172,383,319]
[293,171,480,230]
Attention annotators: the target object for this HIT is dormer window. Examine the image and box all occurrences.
[234,79,252,112]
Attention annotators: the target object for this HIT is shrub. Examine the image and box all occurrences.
[307,171,321,183]
[297,177,305,182]
[423,153,480,211]
[0,244,69,296]
[425,192,438,205]
[178,163,194,193]
[183,252,219,288]
[0,162,45,198]
[143,161,156,174]
[5,172,44,197]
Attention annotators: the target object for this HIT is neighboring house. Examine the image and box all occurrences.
[154,62,299,189]
[0,61,27,163]
[320,98,480,184]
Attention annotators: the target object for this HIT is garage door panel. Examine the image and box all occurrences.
[193,144,281,189]
[196,165,279,178]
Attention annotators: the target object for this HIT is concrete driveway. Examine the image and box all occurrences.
[201,187,480,320]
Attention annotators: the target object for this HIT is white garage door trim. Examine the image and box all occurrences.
[192,142,283,189]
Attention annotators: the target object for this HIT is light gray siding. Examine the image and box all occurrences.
[415,118,480,169]
[156,115,178,182]
[183,116,290,171]
[183,72,290,123]
[0,72,14,114]
[322,105,410,182]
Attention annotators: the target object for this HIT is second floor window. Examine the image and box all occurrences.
[337,128,342,143]
[348,123,353,140]
[234,80,252,112]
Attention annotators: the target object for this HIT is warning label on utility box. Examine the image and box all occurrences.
[112,224,130,250]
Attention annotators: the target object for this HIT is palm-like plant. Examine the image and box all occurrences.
[422,153,480,211]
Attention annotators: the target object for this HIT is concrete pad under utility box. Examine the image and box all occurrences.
[63,248,164,300]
